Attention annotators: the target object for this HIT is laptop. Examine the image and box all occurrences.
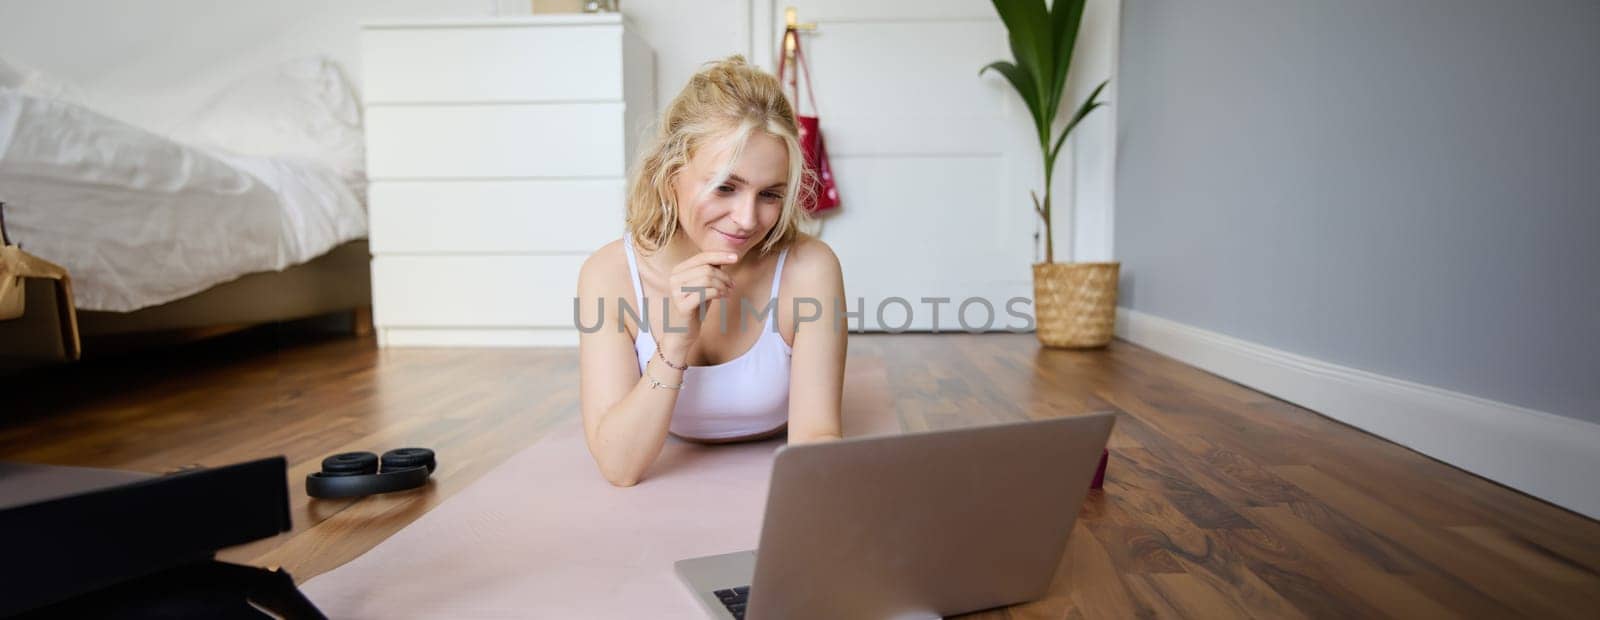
[674,411,1116,620]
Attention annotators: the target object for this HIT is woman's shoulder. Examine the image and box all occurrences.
[779,233,842,289]
[578,239,631,294]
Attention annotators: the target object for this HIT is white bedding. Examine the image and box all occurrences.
[0,89,366,312]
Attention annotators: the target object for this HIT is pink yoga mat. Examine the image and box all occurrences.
[301,361,900,619]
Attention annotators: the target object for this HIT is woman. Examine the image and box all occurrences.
[576,56,847,487]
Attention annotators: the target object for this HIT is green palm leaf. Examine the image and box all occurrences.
[1048,79,1109,170]
[979,60,1045,142]
[1046,0,1087,123]
[991,0,1053,124]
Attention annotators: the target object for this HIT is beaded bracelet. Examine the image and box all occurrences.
[656,345,688,371]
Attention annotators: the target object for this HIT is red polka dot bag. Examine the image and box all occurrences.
[777,28,841,215]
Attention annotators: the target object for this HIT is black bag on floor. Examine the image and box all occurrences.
[0,458,326,619]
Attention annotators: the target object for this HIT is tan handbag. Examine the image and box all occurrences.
[0,202,81,358]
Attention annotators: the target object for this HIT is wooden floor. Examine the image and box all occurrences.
[4,328,1598,618]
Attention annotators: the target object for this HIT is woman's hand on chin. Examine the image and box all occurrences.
[661,250,739,352]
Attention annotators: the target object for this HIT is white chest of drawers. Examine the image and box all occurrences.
[361,14,654,347]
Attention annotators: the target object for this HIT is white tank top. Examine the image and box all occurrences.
[623,235,793,440]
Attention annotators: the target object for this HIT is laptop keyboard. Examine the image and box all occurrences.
[713,585,751,619]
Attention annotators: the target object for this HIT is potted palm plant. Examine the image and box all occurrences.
[982,0,1116,348]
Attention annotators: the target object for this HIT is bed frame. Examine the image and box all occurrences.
[0,240,371,369]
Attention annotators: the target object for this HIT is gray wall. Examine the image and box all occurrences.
[1115,0,1600,423]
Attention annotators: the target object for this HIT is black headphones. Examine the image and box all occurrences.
[305,448,437,499]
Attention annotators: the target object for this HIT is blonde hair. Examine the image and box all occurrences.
[625,55,813,256]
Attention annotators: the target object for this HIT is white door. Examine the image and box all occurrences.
[753,0,1042,332]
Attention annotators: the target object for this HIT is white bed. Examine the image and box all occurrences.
[0,57,367,313]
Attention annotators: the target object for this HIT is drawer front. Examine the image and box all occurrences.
[362,24,623,103]
[372,255,586,327]
[366,103,626,179]
[369,180,625,253]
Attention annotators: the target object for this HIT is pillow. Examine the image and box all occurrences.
[172,57,366,195]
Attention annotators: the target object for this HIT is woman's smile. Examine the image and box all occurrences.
[714,229,753,246]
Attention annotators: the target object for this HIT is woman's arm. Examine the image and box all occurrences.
[577,251,679,487]
[784,237,847,444]
[577,245,735,487]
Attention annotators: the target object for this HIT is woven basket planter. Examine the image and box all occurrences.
[1032,262,1120,348]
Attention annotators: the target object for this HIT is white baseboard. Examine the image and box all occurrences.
[378,327,578,348]
[1115,308,1600,519]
